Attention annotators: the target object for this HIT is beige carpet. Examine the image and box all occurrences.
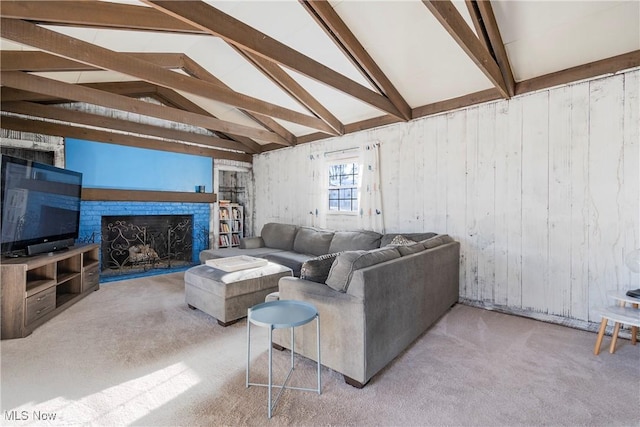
[1,272,638,426]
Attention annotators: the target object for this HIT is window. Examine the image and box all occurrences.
[328,162,359,213]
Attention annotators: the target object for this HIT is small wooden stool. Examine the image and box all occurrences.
[593,291,640,355]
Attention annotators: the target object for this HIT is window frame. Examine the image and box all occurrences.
[327,159,360,215]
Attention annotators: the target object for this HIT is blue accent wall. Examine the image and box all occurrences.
[66,139,213,193]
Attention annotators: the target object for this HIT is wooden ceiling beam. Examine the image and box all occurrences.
[1,80,260,153]
[0,115,252,163]
[0,87,57,102]
[84,80,262,152]
[154,86,262,154]
[0,51,185,72]
[1,101,248,153]
[299,50,640,143]
[422,0,509,99]
[0,71,285,144]
[300,0,411,121]
[0,0,202,33]
[516,50,640,95]
[3,1,403,121]
[144,1,405,120]
[464,0,491,52]
[474,0,515,97]
[0,18,330,137]
[412,88,502,119]
[1,51,98,72]
[0,50,267,150]
[0,81,158,103]
[237,49,343,136]
[180,55,296,145]
[80,81,159,98]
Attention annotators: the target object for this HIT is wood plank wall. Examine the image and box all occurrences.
[253,70,639,323]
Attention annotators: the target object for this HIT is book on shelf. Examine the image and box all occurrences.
[219,235,231,247]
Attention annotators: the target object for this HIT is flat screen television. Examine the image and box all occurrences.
[1,155,83,256]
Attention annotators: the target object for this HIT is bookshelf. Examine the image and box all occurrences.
[218,203,243,248]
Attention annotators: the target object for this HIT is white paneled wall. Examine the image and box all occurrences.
[253,70,639,323]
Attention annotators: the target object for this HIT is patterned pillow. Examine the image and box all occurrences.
[388,234,415,246]
[300,252,340,284]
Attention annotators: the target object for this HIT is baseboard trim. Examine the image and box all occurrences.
[459,299,636,340]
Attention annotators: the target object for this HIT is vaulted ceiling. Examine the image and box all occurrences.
[1,1,639,163]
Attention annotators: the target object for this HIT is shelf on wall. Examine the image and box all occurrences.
[81,189,217,203]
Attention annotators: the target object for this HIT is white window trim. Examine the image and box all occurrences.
[327,158,360,216]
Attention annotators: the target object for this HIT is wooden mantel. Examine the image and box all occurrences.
[82,188,217,203]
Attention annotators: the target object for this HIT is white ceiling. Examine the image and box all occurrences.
[1,0,638,152]
[495,1,640,80]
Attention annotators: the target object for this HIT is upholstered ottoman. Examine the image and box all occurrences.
[185,262,292,326]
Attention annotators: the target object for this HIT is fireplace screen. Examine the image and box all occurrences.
[101,215,193,276]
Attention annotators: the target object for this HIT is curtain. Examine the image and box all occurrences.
[309,151,328,229]
[358,142,384,233]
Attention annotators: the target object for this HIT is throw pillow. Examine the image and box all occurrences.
[326,247,401,292]
[388,234,415,246]
[300,252,340,284]
[420,234,454,249]
[397,242,425,256]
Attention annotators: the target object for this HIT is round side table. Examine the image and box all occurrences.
[246,299,321,418]
[593,290,640,355]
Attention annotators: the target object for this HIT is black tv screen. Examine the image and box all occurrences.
[1,155,83,256]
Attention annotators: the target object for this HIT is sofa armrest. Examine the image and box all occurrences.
[276,276,367,382]
[279,276,361,303]
[239,236,264,249]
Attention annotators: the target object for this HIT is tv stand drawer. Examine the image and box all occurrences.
[25,287,56,325]
[83,265,100,291]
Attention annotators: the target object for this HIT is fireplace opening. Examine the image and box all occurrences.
[101,215,194,277]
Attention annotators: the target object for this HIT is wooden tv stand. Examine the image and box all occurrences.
[1,243,100,339]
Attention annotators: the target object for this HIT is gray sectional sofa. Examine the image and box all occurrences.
[199,222,435,276]
[199,222,460,388]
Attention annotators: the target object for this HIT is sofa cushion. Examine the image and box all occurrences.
[300,252,341,284]
[326,247,401,292]
[263,251,314,277]
[293,226,334,256]
[239,236,264,249]
[261,223,298,250]
[380,232,437,247]
[397,242,425,256]
[199,247,284,263]
[420,234,454,249]
[328,230,382,253]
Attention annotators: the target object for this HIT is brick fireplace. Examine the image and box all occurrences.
[78,201,210,280]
